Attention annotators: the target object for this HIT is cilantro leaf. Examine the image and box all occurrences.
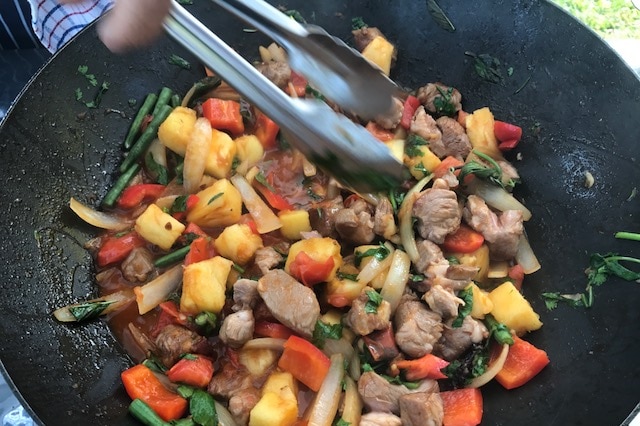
[364,290,383,314]
[354,243,390,267]
[312,320,343,348]
[452,286,473,328]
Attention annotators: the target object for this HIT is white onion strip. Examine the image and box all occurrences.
[341,375,363,426]
[468,343,510,388]
[357,242,395,286]
[398,175,433,263]
[515,233,541,274]
[230,174,282,234]
[380,249,411,313]
[306,353,345,426]
[69,197,131,230]
[241,337,286,352]
[53,289,135,322]
[465,179,532,221]
[147,138,167,169]
[183,117,212,194]
[215,400,239,426]
[133,265,183,315]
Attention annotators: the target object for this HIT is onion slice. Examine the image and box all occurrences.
[133,265,183,315]
[53,289,135,322]
[241,337,286,352]
[398,175,433,263]
[465,179,532,221]
[341,375,363,426]
[215,400,239,426]
[69,197,131,230]
[515,233,541,274]
[380,249,411,313]
[306,353,345,426]
[357,242,395,286]
[183,117,212,193]
[230,174,282,234]
[468,343,510,388]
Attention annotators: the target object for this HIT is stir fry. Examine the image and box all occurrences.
[60,21,548,426]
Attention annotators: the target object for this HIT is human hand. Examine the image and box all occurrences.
[60,0,171,52]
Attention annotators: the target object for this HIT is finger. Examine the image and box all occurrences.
[97,0,171,53]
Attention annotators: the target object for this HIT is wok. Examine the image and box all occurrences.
[0,0,639,424]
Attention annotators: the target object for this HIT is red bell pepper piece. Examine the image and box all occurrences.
[394,353,450,380]
[288,251,335,287]
[254,181,293,211]
[400,95,420,129]
[365,121,395,142]
[184,237,216,266]
[183,221,208,238]
[277,335,331,392]
[508,263,525,291]
[201,98,245,135]
[494,120,523,151]
[254,111,280,150]
[96,231,146,267]
[166,354,215,388]
[287,71,307,97]
[172,194,200,222]
[440,388,483,426]
[433,155,464,179]
[495,335,549,389]
[254,321,295,340]
[150,301,189,337]
[441,224,485,254]
[121,364,188,422]
[117,184,166,209]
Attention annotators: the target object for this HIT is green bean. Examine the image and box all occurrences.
[123,93,157,150]
[152,87,173,117]
[154,245,191,268]
[170,93,182,108]
[102,163,141,208]
[128,399,170,426]
[120,104,173,173]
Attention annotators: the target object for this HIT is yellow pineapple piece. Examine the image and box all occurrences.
[214,223,263,265]
[134,204,185,250]
[158,106,197,155]
[180,256,233,315]
[466,282,494,319]
[488,281,542,334]
[278,210,312,240]
[186,178,242,228]
[361,35,396,76]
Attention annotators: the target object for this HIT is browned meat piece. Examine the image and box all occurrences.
[423,263,479,292]
[209,360,264,425]
[255,61,291,89]
[399,392,444,426]
[435,116,472,159]
[257,269,320,338]
[413,240,447,274]
[497,159,521,185]
[219,310,255,349]
[412,179,461,244]
[154,324,206,367]
[254,247,283,276]
[358,371,438,415]
[374,197,398,241]
[423,285,463,319]
[375,97,404,130]
[416,83,462,116]
[394,294,443,358]
[362,326,400,362]
[360,412,403,426]
[121,247,155,282]
[352,26,385,51]
[334,199,375,245]
[433,316,489,361]
[463,195,524,260]
[232,279,260,311]
[229,390,261,426]
[308,196,344,238]
[345,286,391,336]
[300,230,323,239]
[410,106,442,145]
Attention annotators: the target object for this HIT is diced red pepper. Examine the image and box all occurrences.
[183,221,208,238]
[254,181,293,211]
[287,71,307,97]
[498,139,520,151]
[508,264,525,291]
[457,110,469,128]
[495,335,549,389]
[394,353,450,380]
[365,121,395,142]
[117,184,166,209]
[166,354,215,388]
[278,335,331,392]
[400,95,420,129]
[96,231,146,267]
[184,237,216,266]
[172,194,200,222]
[433,155,465,179]
[441,224,485,254]
[440,388,483,426]
[150,301,189,337]
[254,321,295,340]
[201,98,245,135]
[288,251,335,287]
[254,111,280,150]
[121,364,188,422]
[494,120,523,151]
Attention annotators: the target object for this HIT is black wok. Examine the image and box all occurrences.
[1,0,639,424]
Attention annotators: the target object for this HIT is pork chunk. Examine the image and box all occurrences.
[410,106,442,145]
[358,371,439,415]
[374,197,398,241]
[394,295,443,358]
[416,83,462,116]
[433,316,489,361]
[255,61,291,89]
[308,196,344,238]
[423,285,463,320]
[121,247,155,282]
[413,179,461,244]
[345,286,391,336]
[352,26,385,51]
[334,199,376,245]
[154,324,206,368]
[375,97,404,130]
[435,116,472,159]
[232,278,260,311]
[399,392,444,426]
[219,310,255,349]
[254,247,283,276]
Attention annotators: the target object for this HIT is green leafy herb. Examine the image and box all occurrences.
[190,389,218,426]
[68,300,115,322]
[484,313,514,345]
[388,188,406,213]
[171,195,189,214]
[336,271,359,281]
[77,65,98,86]
[458,150,515,189]
[447,255,461,265]
[615,232,640,242]
[514,75,532,95]
[426,0,455,32]
[413,162,429,177]
[169,54,192,70]
[382,373,421,389]
[75,88,83,101]
[84,81,110,109]
[587,252,640,286]
[364,289,383,314]
[351,16,368,30]
[194,311,217,336]
[404,134,429,157]
[231,156,241,174]
[541,292,584,310]
[305,84,326,101]
[313,320,343,348]
[284,9,306,23]
[627,187,637,202]
[452,287,473,328]
[465,51,504,84]
[335,419,351,426]
[145,152,169,185]
[354,242,390,267]
[254,171,275,192]
[208,192,224,204]
[442,343,488,387]
[232,263,245,274]
[408,273,425,282]
[433,86,456,116]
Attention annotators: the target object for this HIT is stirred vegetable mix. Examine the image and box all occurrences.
[59,19,550,426]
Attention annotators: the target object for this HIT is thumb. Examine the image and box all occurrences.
[97,0,171,53]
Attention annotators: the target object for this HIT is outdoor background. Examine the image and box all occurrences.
[552,0,640,38]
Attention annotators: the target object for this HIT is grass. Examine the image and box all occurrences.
[551,0,640,39]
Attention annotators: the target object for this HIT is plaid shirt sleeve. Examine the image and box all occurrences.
[27,0,113,52]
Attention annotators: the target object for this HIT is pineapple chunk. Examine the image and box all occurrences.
[361,35,395,76]
[465,107,501,158]
[158,106,197,155]
[488,281,542,334]
[451,244,491,285]
[186,179,242,227]
[284,237,343,282]
[403,144,442,180]
[134,204,185,250]
[238,348,279,377]
[235,134,265,173]
[326,264,366,307]
[214,223,263,265]
[384,139,405,162]
[249,372,298,426]
[205,128,237,178]
[278,210,312,240]
[180,256,233,314]
[466,282,494,319]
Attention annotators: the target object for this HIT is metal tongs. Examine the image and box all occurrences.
[163,0,406,192]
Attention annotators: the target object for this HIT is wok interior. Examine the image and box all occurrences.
[0,0,638,425]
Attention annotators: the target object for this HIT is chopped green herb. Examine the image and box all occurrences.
[312,320,343,348]
[452,286,474,328]
[514,75,532,95]
[190,389,218,426]
[413,162,429,177]
[426,0,455,32]
[541,292,584,310]
[442,343,488,387]
[364,289,383,314]
[354,242,390,267]
[305,84,326,101]
[68,300,115,322]
[404,133,429,157]
[336,271,359,281]
[170,195,189,214]
[507,66,514,76]
[465,51,504,84]
[75,88,83,101]
[232,263,245,274]
[208,192,224,204]
[433,86,456,117]
[145,152,169,185]
[447,255,461,265]
[254,171,275,192]
[458,150,515,189]
[84,81,110,109]
[382,373,421,389]
[408,273,425,282]
[142,356,168,373]
[388,188,406,213]
[335,418,351,426]
[351,16,368,30]
[284,9,306,23]
[627,187,637,202]
[169,54,192,70]
[484,313,514,345]
[128,98,137,107]
[194,311,217,336]
[77,65,98,86]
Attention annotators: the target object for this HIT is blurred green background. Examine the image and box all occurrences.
[552,0,640,39]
